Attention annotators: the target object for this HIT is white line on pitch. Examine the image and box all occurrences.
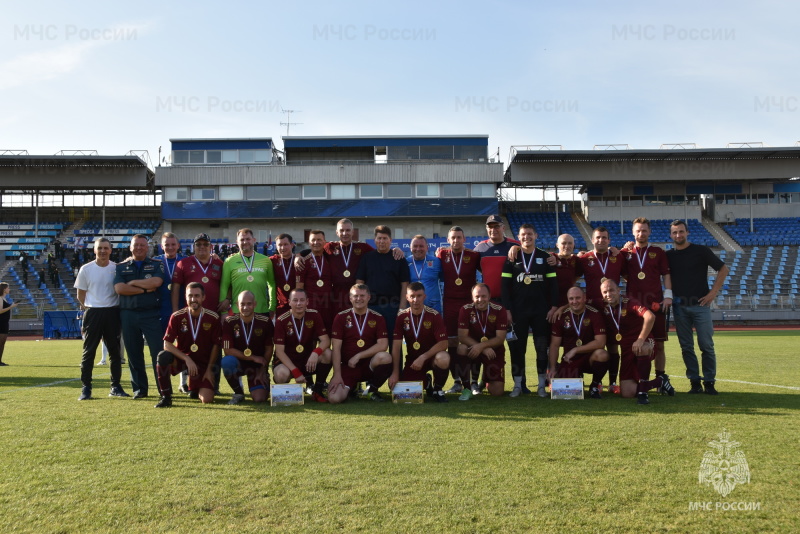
[0,377,82,394]
[715,379,800,391]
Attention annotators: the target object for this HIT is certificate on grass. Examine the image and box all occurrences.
[270,383,305,406]
[392,382,424,404]
[550,378,584,400]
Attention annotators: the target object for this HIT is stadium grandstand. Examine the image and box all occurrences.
[2,140,800,333]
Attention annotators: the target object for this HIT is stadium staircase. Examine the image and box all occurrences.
[702,216,742,252]
[571,212,594,250]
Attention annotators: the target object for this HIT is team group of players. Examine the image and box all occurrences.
[76,215,688,407]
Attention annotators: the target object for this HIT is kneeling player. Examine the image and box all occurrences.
[548,286,609,399]
[220,291,273,405]
[327,284,393,403]
[600,279,675,404]
[156,282,222,407]
[389,282,450,403]
[273,289,333,403]
[457,283,509,399]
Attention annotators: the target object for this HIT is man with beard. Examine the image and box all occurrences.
[155,282,222,407]
[220,228,276,316]
[600,279,674,404]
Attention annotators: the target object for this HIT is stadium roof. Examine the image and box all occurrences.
[509,146,800,163]
[0,154,154,190]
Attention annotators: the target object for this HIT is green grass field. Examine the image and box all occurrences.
[1,331,798,533]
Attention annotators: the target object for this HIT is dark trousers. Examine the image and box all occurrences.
[81,307,122,389]
[509,309,550,377]
[121,309,164,396]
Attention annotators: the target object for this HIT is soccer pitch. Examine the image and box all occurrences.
[0,331,797,533]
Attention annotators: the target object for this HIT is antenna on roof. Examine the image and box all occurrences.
[281,109,303,136]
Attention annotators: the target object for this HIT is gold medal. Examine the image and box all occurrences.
[343,270,351,278]
[167,283,172,291]
[523,276,532,285]
[615,333,622,342]
[637,272,646,280]
[201,276,209,284]
[283,284,291,292]
[296,344,304,353]
[243,348,252,357]
[575,339,583,347]
[455,278,463,286]
[247,275,254,283]
[316,279,324,287]
[190,344,199,352]
[412,341,421,350]
[356,339,365,348]
[480,336,489,342]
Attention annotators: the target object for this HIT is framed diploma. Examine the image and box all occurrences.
[270,383,305,406]
[550,378,585,400]
[391,381,424,404]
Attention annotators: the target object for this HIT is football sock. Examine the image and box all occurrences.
[607,351,620,384]
[433,365,449,390]
[591,360,609,385]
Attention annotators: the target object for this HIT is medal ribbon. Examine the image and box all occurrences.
[475,308,488,338]
[240,316,254,349]
[164,256,177,281]
[311,253,325,279]
[352,309,368,339]
[412,258,425,281]
[241,252,255,274]
[188,309,204,346]
[411,309,425,344]
[521,250,534,275]
[635,245,650,273]
[607,301,622,334]
[341,244,353,271]
[291,314,305,345]
[570,309,586,341]
[194,256,211,276]
[452,250,464,277]
[280,257,293,284]
[596,252,609,277]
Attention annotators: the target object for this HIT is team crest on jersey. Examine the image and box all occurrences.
[588,260,595,267]
[354,248,362,255]
[626,253,633,261]
[469,312,476,324]
[463,255,471,263]
[305,320,314,328]
[488,314,496,322]
[345,316,353,328]
[423,321,432,329]
[333,248,340,255]
[255,328,263,336]
[609,256,617,263]
[203,322,212,330]
[368,320,376,328]
[583,318,591,325]
[403,318,410,331]
[536,257,543,264]
[649,252,657,259]
[286,325,294,336]
[233,324,241,337]
[564,319,571,329]
[622,309,628,317]
[427,261,433,267]
[180,318,188,332]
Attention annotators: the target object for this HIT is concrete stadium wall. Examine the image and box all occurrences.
[586,205,702,223]
[712,204,799,222]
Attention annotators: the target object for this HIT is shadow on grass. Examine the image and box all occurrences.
[171,390,799,421]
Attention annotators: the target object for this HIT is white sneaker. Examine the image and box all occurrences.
[228,393,245,405]
[509,386,522,398]
[470,383,481,396]
[96,361,107,366]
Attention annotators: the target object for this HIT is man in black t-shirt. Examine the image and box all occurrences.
[666,220,729,395]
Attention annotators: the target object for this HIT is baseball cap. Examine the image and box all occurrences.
[194,233,211,243]
[486,215,503,225]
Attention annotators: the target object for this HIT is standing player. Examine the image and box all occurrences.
[220,228,277,316]
[273,288,332,403]
[457,283,509,399]
[355,225,409,341]
[600,279,675,404]
[114,234,167,399]
[406,235,444,313]
[324,218,374,314]
[548,287,609,399]
[220,291,273,405]
[270,233,297,318]
[551,234,581,307]
[577,226,626,393]
[153,232,184,333]
[621,218,673,383]
[172,233,225,394]
[74,238,129,400]
[327,284,393,403]
[295,230,335,330]
[501,224,559,397]
[667,220,729,395]
[436,226,481,394]
[389,282,450,403]
[155,282,222,407]
[474,215,519,302]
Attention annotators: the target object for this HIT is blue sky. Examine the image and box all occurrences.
[2,0,799,167]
